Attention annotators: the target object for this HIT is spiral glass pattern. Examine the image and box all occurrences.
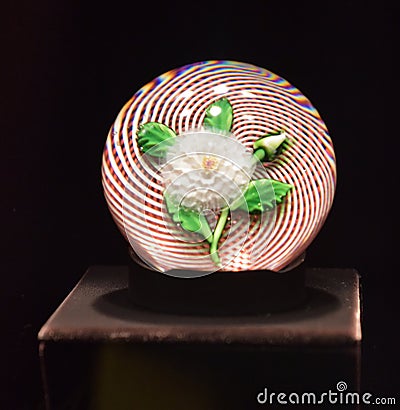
[102,60,336,275]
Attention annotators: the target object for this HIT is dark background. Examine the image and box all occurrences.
[2,0,398,408]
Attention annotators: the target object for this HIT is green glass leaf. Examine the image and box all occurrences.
[235,179,293,213]
[203,98,233,132]
[270,179,293,204]
[164,194,213,243]
[179,208,202,232]
[253,131,287,161]
[137,122,177,157]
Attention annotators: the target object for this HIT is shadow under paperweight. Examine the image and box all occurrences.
[128,249,307,316]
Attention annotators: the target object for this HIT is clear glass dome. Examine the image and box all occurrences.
[102,60,336,277]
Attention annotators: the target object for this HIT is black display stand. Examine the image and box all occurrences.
[39,266,361,410]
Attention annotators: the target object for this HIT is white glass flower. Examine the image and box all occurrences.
[161,132,256,212]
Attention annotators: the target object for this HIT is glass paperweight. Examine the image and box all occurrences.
[101,60,336,313]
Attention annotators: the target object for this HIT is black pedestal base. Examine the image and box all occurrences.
[39,266,361,409]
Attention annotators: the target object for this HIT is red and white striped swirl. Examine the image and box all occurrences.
[102,60,336,273]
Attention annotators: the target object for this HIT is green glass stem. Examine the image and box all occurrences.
[253,148,266,161]
[209,207,229,267]
[199,213,213,244]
